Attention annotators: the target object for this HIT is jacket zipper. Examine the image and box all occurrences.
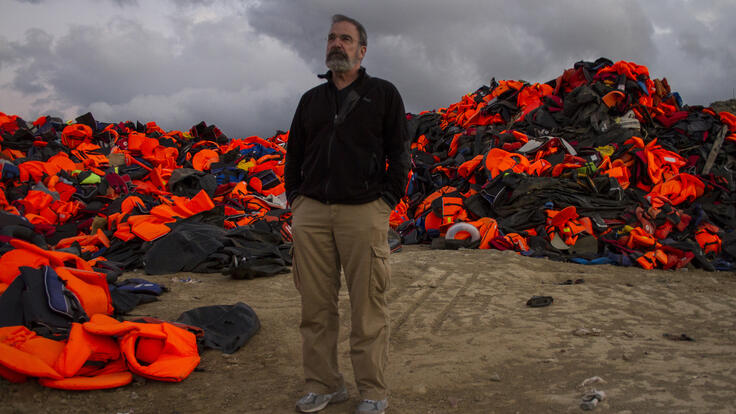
[324,104,338,203]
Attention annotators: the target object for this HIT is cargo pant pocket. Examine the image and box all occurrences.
[370,244,390,295]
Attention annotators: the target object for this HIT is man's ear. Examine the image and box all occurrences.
[359,45,367,60]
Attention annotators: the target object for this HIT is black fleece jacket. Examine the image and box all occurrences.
[285,67,410,207]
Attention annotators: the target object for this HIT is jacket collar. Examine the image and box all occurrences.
[318,66,367,86]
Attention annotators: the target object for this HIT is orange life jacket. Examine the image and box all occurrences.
[545,206,594,246]
[61,124,93,149]
[648,173,704,206]
[36,322,132,390]
[424,195,467,233]
[192,148,219,171]
[695,223,721,255]
[0,239,94,286]
[484,148,530,178]
[0,325,65,382]
[466,217,499,250]
[83,314,200,382]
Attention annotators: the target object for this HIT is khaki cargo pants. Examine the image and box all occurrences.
[291,195,391,401]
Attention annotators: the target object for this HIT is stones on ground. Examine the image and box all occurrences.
[580,390,606,411]
[412,383,427,394]
[448,396,460,408]
[579,376,607,389]
[573,328,602,337]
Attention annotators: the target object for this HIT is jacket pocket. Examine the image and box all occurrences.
[368,153,379,178]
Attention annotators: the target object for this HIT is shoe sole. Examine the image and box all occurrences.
[295,391,349,413]
[356,409,386,414]
[356,401,388,414]
[296,400,329,413]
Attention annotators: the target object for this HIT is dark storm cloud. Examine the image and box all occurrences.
[47,21,179,106]
[0,37,18,70]
[1,0,734,139]
[638,0,736,104]
[246,0,658,112]
[0,9,314,137]
[1,29,53,93]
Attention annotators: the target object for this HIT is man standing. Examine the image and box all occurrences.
[285,14,410,414]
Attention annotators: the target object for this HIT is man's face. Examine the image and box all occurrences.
[326,21,366,73]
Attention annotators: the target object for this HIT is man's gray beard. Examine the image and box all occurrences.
[326,57,352,72]
[326,52,357,73]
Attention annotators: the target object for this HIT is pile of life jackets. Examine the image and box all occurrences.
[1,58,735,278]
[398,57,736,271]
[0,113,293,295]
[0,113,290,388]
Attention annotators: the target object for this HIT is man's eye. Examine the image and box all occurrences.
[327,34,353,43]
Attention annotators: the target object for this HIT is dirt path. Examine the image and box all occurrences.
[2,246,736,413]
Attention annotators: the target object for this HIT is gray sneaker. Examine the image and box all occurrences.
[355,399,388,414]
[295,385,349,413]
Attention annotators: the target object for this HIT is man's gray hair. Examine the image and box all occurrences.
[332,14,367,46]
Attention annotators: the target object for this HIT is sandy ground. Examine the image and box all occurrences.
[2,245,736,414]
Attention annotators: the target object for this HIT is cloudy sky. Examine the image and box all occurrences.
[1,0,734,138]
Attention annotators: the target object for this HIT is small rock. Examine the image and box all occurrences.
[490,373,501,382]
[623,331,635,338]
[579,376,606,388]
[413,383,427,394]
[130,391,138,400]
[428,282,437,288]
[622,352,632,361]
[542,358,558,364]
[574,327,602,336]
[448,397,460,408]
